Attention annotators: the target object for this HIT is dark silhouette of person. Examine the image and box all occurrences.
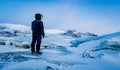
[31,13,45,54]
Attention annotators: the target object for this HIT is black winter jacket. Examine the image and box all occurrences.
[31,20,45,37]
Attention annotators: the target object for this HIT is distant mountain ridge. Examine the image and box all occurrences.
[62,29,98,38]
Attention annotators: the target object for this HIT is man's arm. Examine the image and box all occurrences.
[41,22,45,38]
[31,22,33,31]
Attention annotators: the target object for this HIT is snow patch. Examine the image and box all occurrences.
[45,29,64,34]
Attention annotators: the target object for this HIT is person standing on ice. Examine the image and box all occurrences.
[31,13,45,54]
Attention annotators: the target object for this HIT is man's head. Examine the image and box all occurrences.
[35,13,43,20]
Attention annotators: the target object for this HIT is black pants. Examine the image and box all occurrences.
[31,33,41,52]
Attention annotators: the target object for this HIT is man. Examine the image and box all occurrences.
[31,13,45,54]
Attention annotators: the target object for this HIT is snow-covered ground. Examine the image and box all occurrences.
[0,23,120,70]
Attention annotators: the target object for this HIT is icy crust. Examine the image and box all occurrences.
[70,32,120,47]
[94,37,120,51]
[2,60,58,70]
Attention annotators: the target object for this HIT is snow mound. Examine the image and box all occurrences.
[0,23,31,33]
[0,23,31,36]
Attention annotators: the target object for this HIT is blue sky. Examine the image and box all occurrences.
[0,0,120,35]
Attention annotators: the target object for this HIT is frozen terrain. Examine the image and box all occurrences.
[0,23,120,70]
